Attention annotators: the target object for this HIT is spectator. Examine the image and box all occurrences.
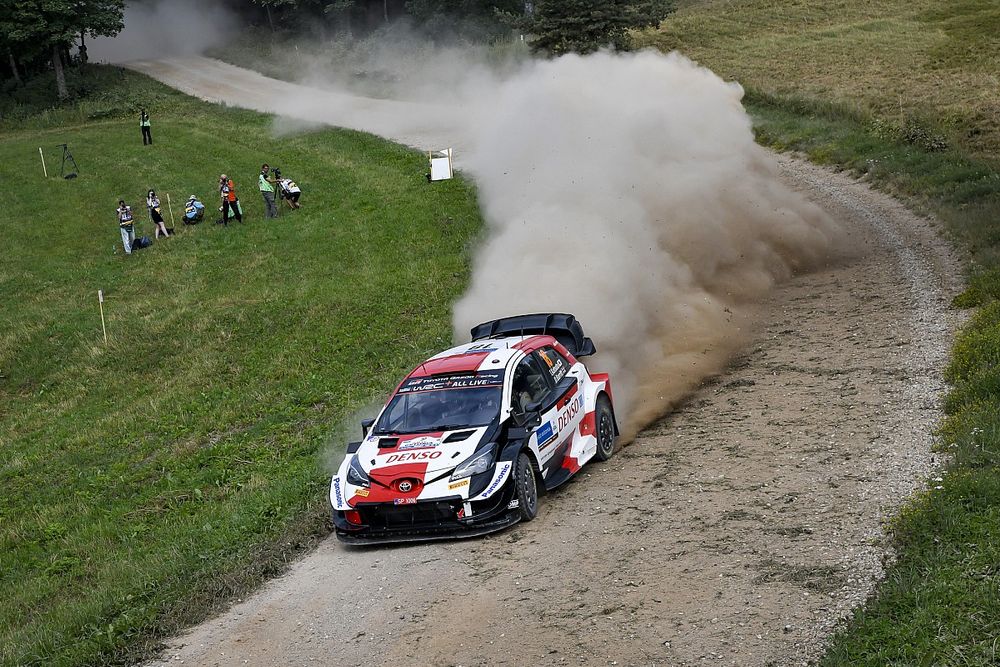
[219,174,243,225]
[259,163,278,219]
[184,195,205,224]
[146,189,171,238]
[117,200,135,255]
[140,109,152,145]
[274,168,302,209]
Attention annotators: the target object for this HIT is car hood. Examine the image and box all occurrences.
[356,427,490,479]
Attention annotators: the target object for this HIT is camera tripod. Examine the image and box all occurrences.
[57,143,79,179]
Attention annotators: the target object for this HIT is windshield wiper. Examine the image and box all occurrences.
[426,424,478,432]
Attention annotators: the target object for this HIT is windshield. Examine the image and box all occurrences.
[374,371,504,434]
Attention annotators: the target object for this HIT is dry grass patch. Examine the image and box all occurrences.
[643,0,1000,158]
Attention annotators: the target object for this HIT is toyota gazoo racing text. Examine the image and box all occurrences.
[330,313,619,544]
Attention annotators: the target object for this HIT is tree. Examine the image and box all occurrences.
[520,0,672,57]
[1,0,124,99]
[405,0,525,38]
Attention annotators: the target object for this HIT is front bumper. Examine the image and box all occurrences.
[333,477,518,545]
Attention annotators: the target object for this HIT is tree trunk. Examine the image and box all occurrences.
[52,44,68,99]
[383,0,389,23]
[8,50,22,87]
[79,30,88,65]
[265,5,275,33]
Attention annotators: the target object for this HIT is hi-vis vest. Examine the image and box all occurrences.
[118,206,134,227]
[140,114,150,127]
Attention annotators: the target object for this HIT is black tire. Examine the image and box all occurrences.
[594,395,616,462]
[514,452,539,521]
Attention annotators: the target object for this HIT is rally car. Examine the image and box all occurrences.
[330,313,619,544]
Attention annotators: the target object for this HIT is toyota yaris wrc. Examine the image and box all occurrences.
[330,313,619,544]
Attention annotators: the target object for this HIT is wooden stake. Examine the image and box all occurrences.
[166,193,176,227]
[39,147,48,178]
[98,290,107,344]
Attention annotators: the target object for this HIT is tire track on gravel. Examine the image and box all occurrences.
[135,58,962,667]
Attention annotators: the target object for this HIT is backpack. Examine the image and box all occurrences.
[133,236,153,250]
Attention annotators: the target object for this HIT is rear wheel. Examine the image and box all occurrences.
[514,452,538,521]
[594,395,616,462]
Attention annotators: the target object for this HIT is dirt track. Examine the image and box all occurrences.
[135,58,962,666]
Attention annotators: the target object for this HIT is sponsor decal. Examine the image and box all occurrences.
[535,421,556,450]
[557,395,584,432]
[354,488,370,498]
[394,497,418,505]
[463,343,498,354]
[397,370,504,394]
[507,499,520,509]
[477,463,511,499]
[398,436,440,451]
[538,349,569,381]
[384,450,443,464]
[332,479,344,506]
[448,479,470,490]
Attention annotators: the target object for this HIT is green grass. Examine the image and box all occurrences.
[0,65,483,666]
[642,2,1000,665]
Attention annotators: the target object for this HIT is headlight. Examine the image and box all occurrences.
[346,456,370,488]
[450,445,496,482]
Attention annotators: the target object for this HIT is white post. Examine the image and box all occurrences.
[39,147,48,178]
[98,290,107,344]
[166,193,176,228]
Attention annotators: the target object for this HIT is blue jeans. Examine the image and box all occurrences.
[120,226,135,254]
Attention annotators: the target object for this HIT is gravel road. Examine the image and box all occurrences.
[134,57,963,667]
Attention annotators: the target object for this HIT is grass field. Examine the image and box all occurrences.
[644,2,1000,665]
[644,0,1000,160]
[0,66,483,666]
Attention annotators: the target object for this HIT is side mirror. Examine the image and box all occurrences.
[346,441,362,454]
[361,418,375,438]
[524,399,543,414]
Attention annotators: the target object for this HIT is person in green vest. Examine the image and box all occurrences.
[259,163,278,219]
[140,109,152,145]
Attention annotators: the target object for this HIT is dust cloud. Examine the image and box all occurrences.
[88,0,237,63]
[451,51,839,438]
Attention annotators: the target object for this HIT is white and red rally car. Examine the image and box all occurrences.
[331,313,618,544]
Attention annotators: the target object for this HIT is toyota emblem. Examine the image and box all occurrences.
[398,480,413,493]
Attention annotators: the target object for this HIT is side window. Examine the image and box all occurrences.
[511,355,551,413]
[537,346,571,384]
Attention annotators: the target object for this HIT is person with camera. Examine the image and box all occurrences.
[219,174,243,225]
[274,167,302,209]
[116,200,135,254]
[259,164,278,219]
[146,189,171,238]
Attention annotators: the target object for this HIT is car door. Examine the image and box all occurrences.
[532,346,585,471]
[513,349,584,473]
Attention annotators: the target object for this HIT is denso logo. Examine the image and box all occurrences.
[384,451,443,464]
[557,395,584,431]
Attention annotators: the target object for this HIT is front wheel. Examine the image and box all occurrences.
[514,452,538,521]
[593,395,616,462]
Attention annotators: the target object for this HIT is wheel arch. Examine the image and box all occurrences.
[596,389,620,436]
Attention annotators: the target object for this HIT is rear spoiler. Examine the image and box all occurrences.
[470,313,597,358]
